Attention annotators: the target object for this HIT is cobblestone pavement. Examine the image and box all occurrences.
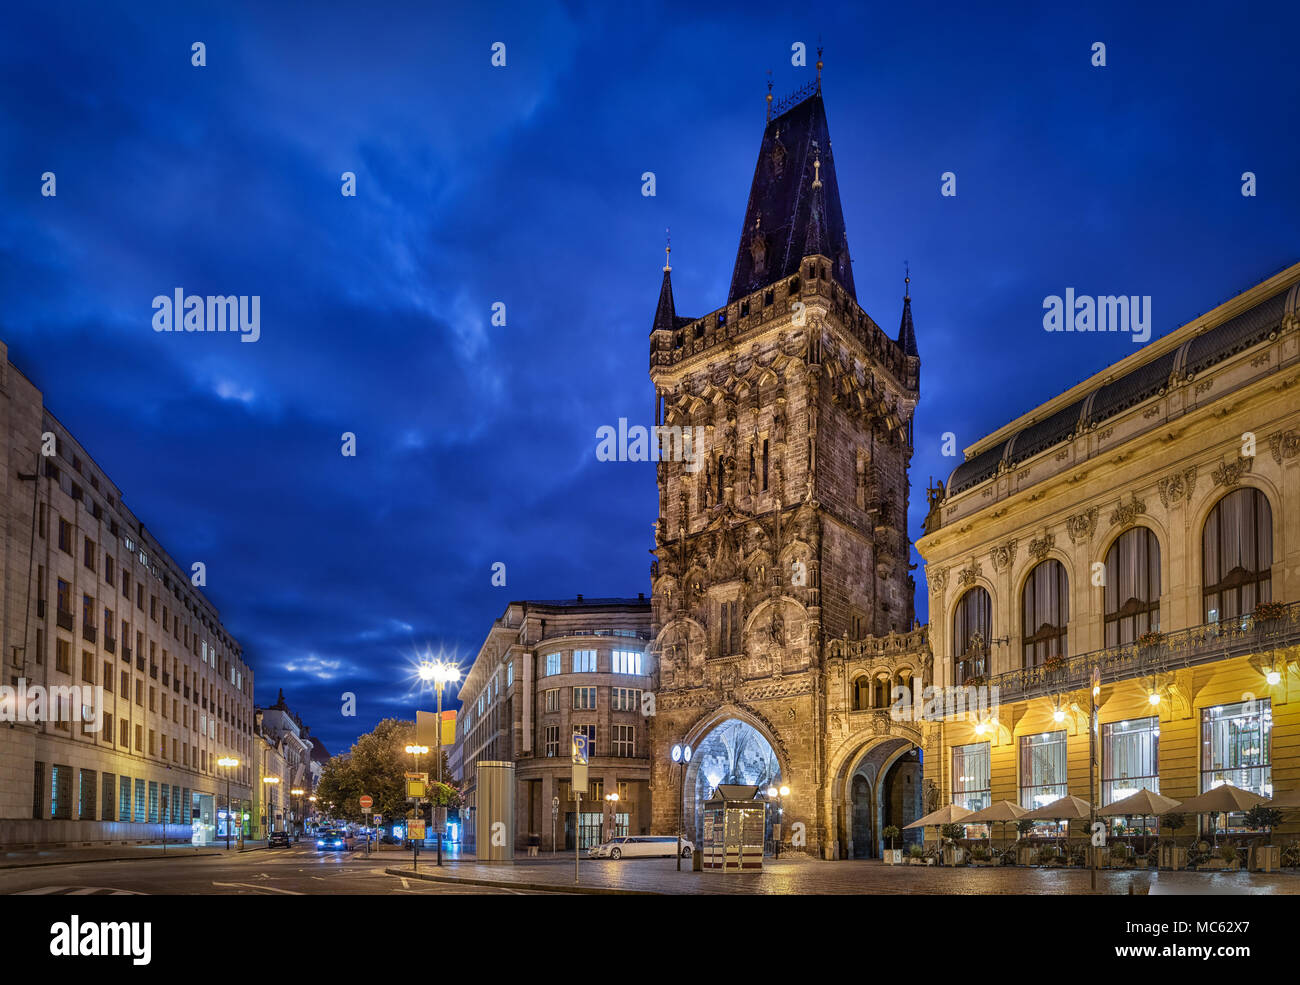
[388,855,1300,895]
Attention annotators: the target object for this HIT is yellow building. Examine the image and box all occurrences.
[916,262,1300,844]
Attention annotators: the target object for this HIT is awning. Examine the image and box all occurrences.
[1096,788,1182,817]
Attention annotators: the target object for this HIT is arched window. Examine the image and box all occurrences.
[1104,527,1161,646]
[1023,559,1069,668]
[851,676,870,711]
[1203,488,1273,623]
[952,587,991,684]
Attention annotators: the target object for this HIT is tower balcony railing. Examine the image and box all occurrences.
[980,601,1300,703]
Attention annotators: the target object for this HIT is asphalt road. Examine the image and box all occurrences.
[0,846,547,895]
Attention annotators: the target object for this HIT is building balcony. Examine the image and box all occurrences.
[122,644,132,662]
[105,635,116,654]
[982,601,1300,703]
[82,625,96,644]
[56,609,74,631]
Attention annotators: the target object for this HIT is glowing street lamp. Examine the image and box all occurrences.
[669,742,692,870]
[262,775,280,838]
[767,783,791,857]
[217,757,240,851]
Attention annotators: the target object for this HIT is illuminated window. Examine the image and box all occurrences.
[952,742,991,812]
[1022,560,1068,668]
[544,652,561,676]
[572,650,596,673]
[1202,489,1272,624]
[953,586,991,683]
[1102,717,1160,804]
[572,687,597,710]
[1019,731,1067,808]
[612,650,642,674]
[1105,527,1161,646]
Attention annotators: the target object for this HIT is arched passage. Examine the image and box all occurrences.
[682,716,783,847]
[834,736,925,859]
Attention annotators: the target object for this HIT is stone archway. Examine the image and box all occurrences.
[680,712,785,847]
[833,735,924,859]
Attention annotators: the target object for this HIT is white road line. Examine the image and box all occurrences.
[400,877,410,889]
[211,881,304,895]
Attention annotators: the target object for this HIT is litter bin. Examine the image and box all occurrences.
[527,833,540,857]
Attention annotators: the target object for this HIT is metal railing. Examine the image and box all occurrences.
[981,602,1300,702]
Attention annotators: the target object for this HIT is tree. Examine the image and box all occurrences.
[315,718,454,825]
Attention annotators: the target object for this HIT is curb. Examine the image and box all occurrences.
[0,851,220,870]
[384,865,662,895]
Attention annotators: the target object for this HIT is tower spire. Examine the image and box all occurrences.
[897,261,918,358]
[664,227,671,272]
[766,71,773,122]
[816,43,823,92]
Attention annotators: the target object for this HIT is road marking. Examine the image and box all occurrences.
[16,886,144,895]
[400,877,410,888]
[211,881,304,895]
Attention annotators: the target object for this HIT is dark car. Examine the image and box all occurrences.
[315,829,356,851]
[268,831,292,848]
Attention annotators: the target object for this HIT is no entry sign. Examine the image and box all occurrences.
[359,795,373,811]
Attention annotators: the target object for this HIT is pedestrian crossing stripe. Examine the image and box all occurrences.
[16,886,145,895]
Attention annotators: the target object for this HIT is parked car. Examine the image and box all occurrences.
[588,835,694,859]
[315,829,356,851]
[267,831,292,848]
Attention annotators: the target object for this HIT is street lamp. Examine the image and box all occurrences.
[604,792,620,841]
[766,783,790,858]
[405,744,429,773]
[217,757,240,851]
[262,775,280,840]
[291,788,305,840]
[670,742,693,871]
[418,657,461,865]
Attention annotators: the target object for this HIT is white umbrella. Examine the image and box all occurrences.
[903,805,973,860]
[1174,784,1268,846]
[1022,795,1093,856]
[1097,789,1182,854]
[962,800,1030,853]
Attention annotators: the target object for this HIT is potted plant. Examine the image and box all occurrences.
[907,843,926,865]
[1034,845,1059,866]
[1216,841,1241,871]
[1014,819,1037,865]
[1281,841,1300,870]
[1251,600,1287,635]
[1245,805,1283,872]
[1136,630,1166,651]
[941,823,966,865]
[1108,842,1131,868]
[882,825,903,865]
[1160,813,1187,870]
[969,844,994,866]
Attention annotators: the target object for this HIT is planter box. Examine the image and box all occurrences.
[1159,845,1186,870]
[942,846,966,866]
[970,859,995,867]
[1250,846,1280,873]
[883,849,903,865]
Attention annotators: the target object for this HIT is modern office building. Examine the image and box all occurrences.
[0,339,255,847]
[455,596,653,851]
[917,262,1300,840]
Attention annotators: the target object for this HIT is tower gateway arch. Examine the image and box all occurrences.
[646,72,933,859]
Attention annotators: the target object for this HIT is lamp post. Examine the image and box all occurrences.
[766,784,791,858]
[670,743,693,871]
[291,788,305,841]
[217,757,239,851]
[262,775,280,841]
[418,657,461,865]
[604,792,620,841]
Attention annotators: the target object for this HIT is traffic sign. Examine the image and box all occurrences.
[359,795,373,812]
[409,819,426,840]
[373,813,383,826]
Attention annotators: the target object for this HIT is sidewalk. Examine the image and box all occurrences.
[0,842,222,870]
[385,855,1300,895]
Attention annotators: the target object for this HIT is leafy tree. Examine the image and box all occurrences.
[1244,805,1283,845]
[315,718,454,825]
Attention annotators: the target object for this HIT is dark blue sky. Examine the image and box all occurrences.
[2,1,1296,755]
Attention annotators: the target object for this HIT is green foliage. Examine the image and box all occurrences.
[1015,818,1035,836]
[941,822,965,843]
[314,718,456,824]
[1162,812,1186,834]
[908,843,925,858]
[883,824,900,849]
[1244,805,1283,839]
[1218,841,1240,864]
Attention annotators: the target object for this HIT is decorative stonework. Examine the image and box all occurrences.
[989,538,1018,573]
[1212,455,1254,488]
[1109,493,1147,528]
[957,557,982,588]
[1064,507,1099,546]
[929,566,948,597]
[1027,532,1055,562]
[1156,466,1198,508]
[1269,429,1300,465]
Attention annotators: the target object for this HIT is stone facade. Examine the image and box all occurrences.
[646,89,928,858]
[0,340,254,847]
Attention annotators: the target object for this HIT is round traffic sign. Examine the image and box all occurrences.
[359,795,373,811]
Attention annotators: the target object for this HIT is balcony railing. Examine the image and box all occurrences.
[56,609,74,631]
[105,635,116,654]
[82,625,96,644]
[982,602,1300,703]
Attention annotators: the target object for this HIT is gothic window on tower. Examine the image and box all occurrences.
[762,440,770,491]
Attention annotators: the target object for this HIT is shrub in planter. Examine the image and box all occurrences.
[1281,842,1300,869]
[1251,601,1287,623]
[908,844,925,861]
[883,825,901,850]
[970,845,991,862]
[1136,631,1166,649]
[1034,846,1058,865]
[1108,843,1130,866]
[1218,842,1241,867]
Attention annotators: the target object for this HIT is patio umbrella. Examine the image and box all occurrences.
[1172,784,1268,845]
[961,801,1029,854]
[904,805,973,859]
[1097,789,1182,854]
[1022,795,1093,857]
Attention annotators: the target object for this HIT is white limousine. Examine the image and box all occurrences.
[588,835,695,859]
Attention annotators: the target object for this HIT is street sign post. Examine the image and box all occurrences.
[551,796,559,855]
[359,795,373,812]
[572,732,589,884]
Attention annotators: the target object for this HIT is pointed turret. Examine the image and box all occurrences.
[897,268,918,358]
[728,92,855,303]
[652,235,678,334]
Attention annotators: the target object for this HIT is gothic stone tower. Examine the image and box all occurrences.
[647,84,921,857]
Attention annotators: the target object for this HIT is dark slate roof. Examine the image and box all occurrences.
[897,295,918,358]
[728,93,856,303]
[946,280,1292,496]
[517,597,651,609]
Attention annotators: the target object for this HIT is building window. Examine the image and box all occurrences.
[545,652,561,676]
[50,764,73,819]
[58,518,73,554]
[544,726,559,757]
[101,772,116,822]
[32,762,44,819]
[762,439,769,491]
[574,724,596,756]
[79,769,97,820]
[1201,699,1271,812]
[952,742,991,812]
[952,586,992,683]
[57,578,72,618]
[1202,488,1272,624]
[1019,731,1067,809]
[611,650,642,675]
[544,688,560,713]
[572,650,596,673]
[611,687,641,712]
[83,536,96,571]
[56,639,71,674]
[1104,527,1161,646]
[1102,717,1160,804]
[1022,559,1069,668]
[81,651,95,683]
[120,776,132,821]
[612,725,635,757]
[506,661,514,687]
[148,781,159,823]
[119,719,129,747]
[572,686,597,710]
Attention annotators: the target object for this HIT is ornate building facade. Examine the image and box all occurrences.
[646,79,931,859]
[917,263,1300,839]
